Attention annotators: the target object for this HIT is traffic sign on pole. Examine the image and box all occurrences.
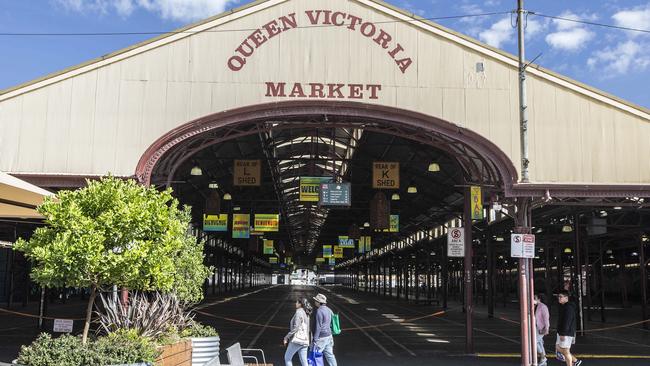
[447,227,465,257]
[511,233,535,258]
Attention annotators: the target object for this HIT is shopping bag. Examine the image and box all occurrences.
[331,312,341,335]
[308,347,324,366]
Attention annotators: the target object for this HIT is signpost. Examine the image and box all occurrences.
[319,182,351,206]
[300,177,331,201]
[372,162,399,189]
[447,227,465,257]
[232,214,251,239]
[511,234,535,258]
[233,160,261,186]
[254,214,280,232]
[203,214,228,232]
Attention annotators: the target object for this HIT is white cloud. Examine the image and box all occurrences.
[479,17,512,48]
[477,16,544,49]
[53,0,234,21]
[612,3,650,37]
[587,40,650,76]
[544,11,595,51]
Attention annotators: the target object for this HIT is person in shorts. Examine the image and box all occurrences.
[534,293,550,366]
[556,290,581,366]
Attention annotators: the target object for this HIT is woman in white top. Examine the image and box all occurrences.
[283,298,312,366]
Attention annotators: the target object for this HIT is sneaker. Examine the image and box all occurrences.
[574,360,582,366]
[555,351,565,362]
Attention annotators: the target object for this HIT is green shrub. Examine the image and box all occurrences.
[180,322,219,338]
[16,330,159,366]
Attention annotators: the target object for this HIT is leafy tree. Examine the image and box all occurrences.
[15,176,211,344]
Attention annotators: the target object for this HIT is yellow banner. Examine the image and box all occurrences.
[203,214,228,232]
[300,177,330,202]
[316,257,325,263]
[333,245,343,258]
[254,214,279,232]
[471,186,483,220]
[232,214,250,239]
[263,239,274,254]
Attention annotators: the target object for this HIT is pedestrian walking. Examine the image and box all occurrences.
[284,298,312,366]
[555,290,581,366]
[534,293,550,366]
[312,293,338,366]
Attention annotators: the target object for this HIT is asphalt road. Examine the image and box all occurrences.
[193,284,650,366]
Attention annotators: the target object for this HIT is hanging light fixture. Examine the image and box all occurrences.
[407,183,417,194]
[190,165,202,176]
[208,181,219,189]
[363,222,370,227]
[428,163,440,172]
[391,193,400,201]
[562,225,573,233]
[223,193,232,200]
[564,248,572,253]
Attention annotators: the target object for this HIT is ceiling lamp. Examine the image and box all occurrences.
[208,181,219,189]
[599,210,608,217]
[190,165,202,176]
[363,222,370,227]
[223,193,232,200]
[407,185,417,194]
[428,163,440,172]
[495,236,504,242]
[564,247,572,254]
[391,193,400,201]
[613,206,622,210]
[562,225,573,233]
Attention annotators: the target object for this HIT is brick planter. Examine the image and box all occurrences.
[156,340,192,366]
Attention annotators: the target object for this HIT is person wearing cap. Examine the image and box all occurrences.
[312,293,338,366]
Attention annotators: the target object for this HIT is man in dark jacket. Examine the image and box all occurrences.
[556,290,581,366]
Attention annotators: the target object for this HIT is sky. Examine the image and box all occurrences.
[0,0,649,109]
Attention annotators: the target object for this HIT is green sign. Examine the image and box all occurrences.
[263,239,274,254]
[329,257,336,265]
[203,214,228,232]
[319,182,351,206]
[323,245,332,258]
[338,236,355,248]
[232,214,250,239]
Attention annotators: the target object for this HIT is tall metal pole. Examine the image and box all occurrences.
[464,187,474,354]
[517,0,530,183]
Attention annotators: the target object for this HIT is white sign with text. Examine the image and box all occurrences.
[447,227,465,257]
[511,234,536,258]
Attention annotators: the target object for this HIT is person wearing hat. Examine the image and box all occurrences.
[312,293,338,366]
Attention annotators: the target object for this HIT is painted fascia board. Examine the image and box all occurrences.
[1,0,649,121]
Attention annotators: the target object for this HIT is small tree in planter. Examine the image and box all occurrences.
[15,176,211,344]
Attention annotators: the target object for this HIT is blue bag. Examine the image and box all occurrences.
[307,347,324,366]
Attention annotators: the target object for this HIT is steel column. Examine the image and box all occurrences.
[463,187,474,354]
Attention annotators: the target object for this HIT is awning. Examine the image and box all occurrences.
[0,171,54,218]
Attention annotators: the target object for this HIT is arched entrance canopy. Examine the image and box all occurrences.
[136,101,519,197]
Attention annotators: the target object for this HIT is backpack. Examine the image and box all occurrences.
[331,312,341,335]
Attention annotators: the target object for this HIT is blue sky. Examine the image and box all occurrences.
[0,0,648,108]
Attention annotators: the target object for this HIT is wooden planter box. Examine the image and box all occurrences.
[155,340,192,366]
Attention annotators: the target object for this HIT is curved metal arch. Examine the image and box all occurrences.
[135,101,519,194]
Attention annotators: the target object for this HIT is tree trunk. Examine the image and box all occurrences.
[82,284,97,345]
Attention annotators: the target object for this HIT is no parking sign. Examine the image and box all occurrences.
[447,227,465,257]
[511,234,535,258]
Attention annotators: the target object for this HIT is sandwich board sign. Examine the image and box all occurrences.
[447,227,465,257]
[511,234,536,258]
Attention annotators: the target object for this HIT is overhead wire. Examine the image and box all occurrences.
[0,11,512,37]
[529,11,650,35]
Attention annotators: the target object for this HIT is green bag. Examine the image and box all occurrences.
[331,312,341,335]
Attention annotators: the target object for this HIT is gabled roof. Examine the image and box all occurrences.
[1,0,648,119]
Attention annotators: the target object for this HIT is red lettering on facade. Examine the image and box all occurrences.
[360,22,376,37]
[388,43,404,58]
[279,13,298,30]
[347,14,362,30]
[327,83,345,98]
[228,56,246,71]
[263,20,282,39]
[373,30,392,49]
[396,58,413,73]
[348,84,363,99]
[305,10,323,25]
[249,29,268,48]
[235,39,254,57]
[332,12,346,26]
[265,82,286,97]
[289,83,307,98]
[309,83,325,98]
[367,84,381,99]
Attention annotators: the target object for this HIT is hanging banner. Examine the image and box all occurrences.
[232,214,251,239]
[329,257,336,265]
[254,214,280,232]
[447,227,465,257]
[372,162,400,189]
[470,186,483,220]
[383,215,400,233]
[333,245,344,258]
[234,160,261,186]
[269,257,278,264]
[286,257,292,265]
[300,177,331,202]
[358,237,366,254]
[338,236,355,248]
[364,236,372,252]
[322,245,332,258]
[203,214,228,232]
[263,239,274,254]
[316,257,325,263]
